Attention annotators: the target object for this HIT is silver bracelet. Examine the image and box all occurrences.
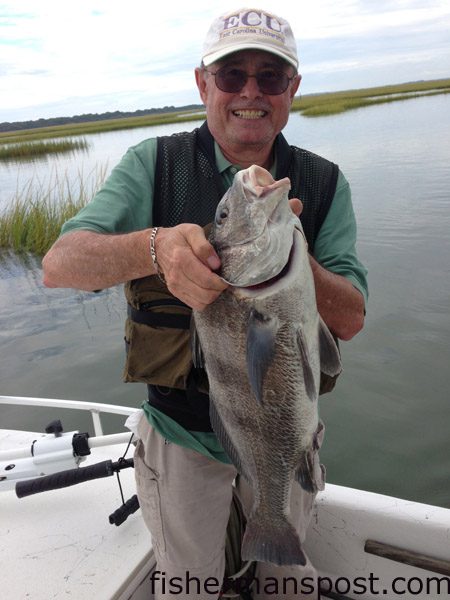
[149,227,166,283]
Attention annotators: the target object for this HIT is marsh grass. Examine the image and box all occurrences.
[292,80,450,117]
[0,111,206,145]
[0,167,107,256]
[0,138,89,161]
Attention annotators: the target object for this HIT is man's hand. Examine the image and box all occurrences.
[157,200,303,310]
[155,224,228,311]
[289,198,303,217]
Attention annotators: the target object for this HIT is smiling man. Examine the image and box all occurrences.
[43,8,367,600]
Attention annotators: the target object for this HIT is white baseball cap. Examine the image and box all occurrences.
[202,8,298,70]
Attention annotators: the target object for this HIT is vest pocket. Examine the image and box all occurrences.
[123,275,192,389]
[123,314,193,389]
[123,274,194,389]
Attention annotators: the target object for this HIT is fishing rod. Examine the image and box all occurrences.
[0,419,139,526]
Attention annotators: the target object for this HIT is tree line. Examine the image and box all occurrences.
[0,105,204,133]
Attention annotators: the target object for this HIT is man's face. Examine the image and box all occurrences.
[195,50,301,159]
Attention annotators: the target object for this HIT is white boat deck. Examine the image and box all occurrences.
[0,429,154,600]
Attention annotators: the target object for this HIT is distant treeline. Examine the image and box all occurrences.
[0,105,204,133]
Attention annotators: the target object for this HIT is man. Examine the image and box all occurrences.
[43,8,367,599]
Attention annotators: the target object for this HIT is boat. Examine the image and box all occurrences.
[1,395,449,599]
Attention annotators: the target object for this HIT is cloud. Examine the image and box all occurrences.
[0,0,449,121]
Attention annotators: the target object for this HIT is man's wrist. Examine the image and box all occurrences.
[149,227,166,282]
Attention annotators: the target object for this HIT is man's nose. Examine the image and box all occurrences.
[239,75,263,98]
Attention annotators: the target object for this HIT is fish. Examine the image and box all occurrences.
[192,165,342,566]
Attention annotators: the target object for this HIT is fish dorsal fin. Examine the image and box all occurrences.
[318,316,342,377]
[246,309,278,404]
[296,328,317,402]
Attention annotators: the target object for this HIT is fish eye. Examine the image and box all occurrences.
[216,207,229,226]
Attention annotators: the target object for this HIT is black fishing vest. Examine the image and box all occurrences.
[124,122,339,431]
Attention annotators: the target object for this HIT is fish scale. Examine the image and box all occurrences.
[193,164,342,566]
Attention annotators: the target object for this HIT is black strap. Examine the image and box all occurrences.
[147,378,212,432]
[127,304,191,330]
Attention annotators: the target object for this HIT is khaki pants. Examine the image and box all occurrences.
[134,415,322,599]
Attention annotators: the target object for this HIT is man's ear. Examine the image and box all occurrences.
[195,68,208,104]
[290,74,301,101]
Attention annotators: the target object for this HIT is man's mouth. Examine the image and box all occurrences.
[232,110,267,119]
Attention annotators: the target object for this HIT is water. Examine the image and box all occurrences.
[1,94,449,508]
[0,122,202,212]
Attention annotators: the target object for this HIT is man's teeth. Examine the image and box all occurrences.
[233,110,266,119]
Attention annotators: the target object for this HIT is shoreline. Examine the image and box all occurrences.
[1,78,449,145]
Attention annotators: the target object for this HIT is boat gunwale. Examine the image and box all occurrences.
[0,394,138,436]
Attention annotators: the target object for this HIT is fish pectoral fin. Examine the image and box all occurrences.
[190,316,205,369]
[246,309,278,404]
[295,450,324,494]
[296,328,317,401]
[318,316,342,377]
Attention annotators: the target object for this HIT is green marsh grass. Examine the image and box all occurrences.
[0,138,89,161]
[0,167,107,256]
[0,111,206,145]
[292,79,450,117]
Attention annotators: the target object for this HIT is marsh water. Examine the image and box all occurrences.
[1,94,449,508]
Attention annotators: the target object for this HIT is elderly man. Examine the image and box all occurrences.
[43,7,367,599]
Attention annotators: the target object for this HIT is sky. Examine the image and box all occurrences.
[1,0,449,123]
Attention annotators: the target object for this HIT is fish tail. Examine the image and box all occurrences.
[241,514,307,566]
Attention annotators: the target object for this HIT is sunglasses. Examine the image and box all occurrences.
[204,65,296,95]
